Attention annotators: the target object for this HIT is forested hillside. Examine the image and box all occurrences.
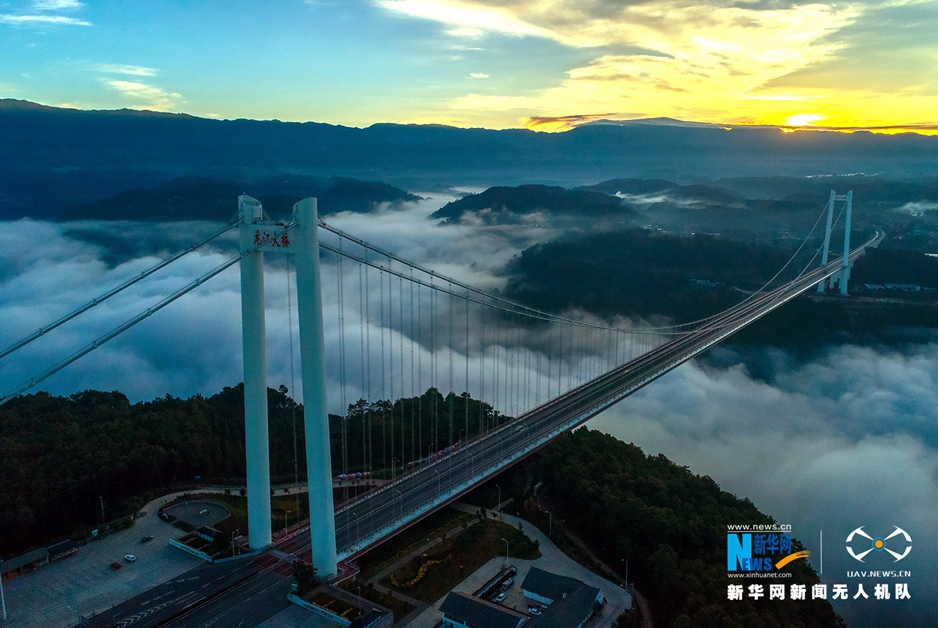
[0,385,501,559]
[505,228,938,352]
[505,228,792,321]
[3,387,845,627]
[526,429,844,627]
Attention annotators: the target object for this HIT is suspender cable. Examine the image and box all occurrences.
[380,265,386,472]
[286,253,299,505]
[359,263,367,474]
[399,274,405,472]
[430,276,437,453]
[494,312,500,416]
[337,245,348,489]
[410,269,416,465]
[465,287,469,443]
[417,279,423,462]
[479,293,485,435]
[388,268,395,479]
[364,258,373,474]
[510,314,516,416]
[448,283,454,447]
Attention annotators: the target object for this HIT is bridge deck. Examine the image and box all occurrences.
[329,233,880,562]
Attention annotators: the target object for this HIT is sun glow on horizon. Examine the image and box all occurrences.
[786,113,826,127]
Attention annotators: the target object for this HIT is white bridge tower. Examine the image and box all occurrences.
[816,190,853,295]
[239,196,337,577]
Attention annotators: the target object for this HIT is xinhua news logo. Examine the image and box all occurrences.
[727,524,809,574]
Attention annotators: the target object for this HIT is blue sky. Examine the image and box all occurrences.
[2,0,937,131]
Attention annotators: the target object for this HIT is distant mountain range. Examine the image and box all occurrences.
[429,176,938,252]
[3,99,938,223]
[3,99,938,191]
[60,175,419,222]
[431,184,632,224]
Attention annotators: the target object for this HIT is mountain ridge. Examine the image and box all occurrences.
[4,100,938,189]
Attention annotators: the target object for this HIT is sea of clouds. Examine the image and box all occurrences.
[1,194,934,626]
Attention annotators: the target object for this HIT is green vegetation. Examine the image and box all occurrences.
[382,517,540,604]
[0,384,504,559]
[1,375,846,627]
[506,227,938,353]
[339,580,415,622]
[333,387,511,475]
[309,591,358,620]
[431,184,631,224]
[357,508,469,581]
[175,532,228,559]
[293,560,319,596]
[852,248,938,288]
[506,228,793,322]
[500,428,845,628]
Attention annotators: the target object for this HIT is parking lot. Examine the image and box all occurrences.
[0,495,213,627]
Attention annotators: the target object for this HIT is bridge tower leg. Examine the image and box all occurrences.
[817,190,836,292]
[294,198,338,577]
[239,195,273,550]
[840,190,853,295]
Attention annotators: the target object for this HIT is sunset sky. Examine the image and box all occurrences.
[1,0,936,132]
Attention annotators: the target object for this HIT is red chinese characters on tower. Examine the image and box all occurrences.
[251,229,289,248]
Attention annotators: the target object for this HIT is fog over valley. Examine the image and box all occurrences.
[3,178,937,627]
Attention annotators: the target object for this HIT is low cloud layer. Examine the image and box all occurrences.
[589,343,938,627]
[2,199,935,625]
[0,195,561,405]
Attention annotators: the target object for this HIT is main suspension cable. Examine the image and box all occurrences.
[1,221,293,406]
[1,221,240,361]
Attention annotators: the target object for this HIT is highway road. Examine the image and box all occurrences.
[84,561,258,628]
[158,522,320,628]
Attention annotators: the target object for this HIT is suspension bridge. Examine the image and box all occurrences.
[1,191,876,580]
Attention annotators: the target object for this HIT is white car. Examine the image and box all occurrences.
[124,554,136,562]
[495,592,506,602]
[528,606,542,615]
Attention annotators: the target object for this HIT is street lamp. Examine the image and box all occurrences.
[545,511,552,539]
[495,484,501,520]
[284,510,290,533]
[621,558,629,590]
[432,468,442,498]
[350,511,361,543]
[394,488,404,519]
[1,558,7,621]
[501,537,509,566]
